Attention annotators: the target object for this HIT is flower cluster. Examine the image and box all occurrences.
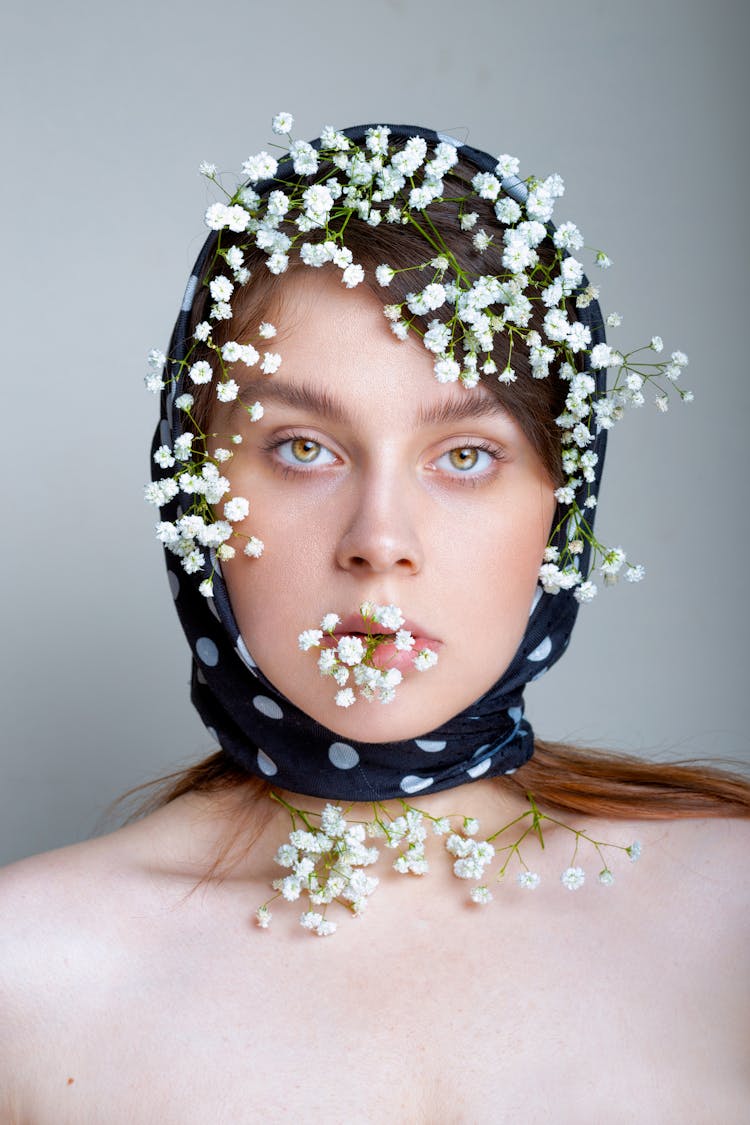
[260,796,380,936]
[255,790,642,936]
[146,111,692,602]
[298,602,439,707]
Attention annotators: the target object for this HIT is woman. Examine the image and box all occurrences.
[1,117,748,1121]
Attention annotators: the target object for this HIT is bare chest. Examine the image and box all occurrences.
[23,882,749,1124]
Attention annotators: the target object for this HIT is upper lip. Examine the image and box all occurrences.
[332,612,438,641]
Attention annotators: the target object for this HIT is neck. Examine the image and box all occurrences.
[141,775,539,887]
[267,775,535,831]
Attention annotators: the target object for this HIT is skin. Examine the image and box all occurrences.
[210,268,557,745]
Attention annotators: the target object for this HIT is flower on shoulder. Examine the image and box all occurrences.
[561,866,586,891]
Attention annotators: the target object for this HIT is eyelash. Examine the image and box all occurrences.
[262,432,507,485]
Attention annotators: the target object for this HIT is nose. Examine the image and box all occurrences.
[334,468,424,576]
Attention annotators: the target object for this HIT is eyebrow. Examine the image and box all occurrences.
[229,377,509,427]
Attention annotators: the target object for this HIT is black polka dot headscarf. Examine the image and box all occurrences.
[152,123,608,802]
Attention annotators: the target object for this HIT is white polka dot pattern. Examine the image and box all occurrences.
[257,749,278,775]
[195,637,219,666]
[528,635,552,662]
[253,695,283,719]
[235,635,257,671]
[467,758,492,778]
[400,775,434,794]
[328,742,360,769]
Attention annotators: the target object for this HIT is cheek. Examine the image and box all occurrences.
[459,484,554,637]
[218,493,337,654]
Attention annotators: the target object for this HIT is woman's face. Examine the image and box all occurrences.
[211,269,556,742]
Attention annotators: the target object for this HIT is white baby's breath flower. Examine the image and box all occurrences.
[205,202,229,230]
[413,648,438,671]
[258,321,277,338]
[317,649,337,673]
[470,886,493,904]
[261,352,282,374]
[561,866,586,891]
[320,613,340,632]
[300,910,323,930]
[271,111,294,135]
[243,536,264,558]
[188,360,212,385]
[517,871,541,890]
[242,151,278,182]
[373,604,404,630]
[574,581,597,604]
[224,497,249,522]
[210,275,233,302]
[153,445,175,469]
[335,688,356,708]
[590,343,613,370]
[216,379,239,402]
[627,841,642,862]
[337,635,365,665]
[182,549,205,574]
[599,869,615,886]
[342,263,364,288]
[298,629,323,651]
[256,905,272,928]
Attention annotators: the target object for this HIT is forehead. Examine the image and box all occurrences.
[253,268,507,423]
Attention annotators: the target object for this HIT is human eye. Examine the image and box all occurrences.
[265,433,339,473]
[433,441,504,481]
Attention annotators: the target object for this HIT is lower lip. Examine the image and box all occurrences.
[329,633,442,673]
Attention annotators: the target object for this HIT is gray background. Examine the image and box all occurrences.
[2,0,748,866]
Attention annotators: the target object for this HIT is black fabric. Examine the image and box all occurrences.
[152,123,608,801]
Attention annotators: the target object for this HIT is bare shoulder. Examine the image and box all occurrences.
[635,814,750,941]
[0,819,173,1120]
[0,843,96,1119]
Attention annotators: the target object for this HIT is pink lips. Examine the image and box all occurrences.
[329,613,442,672]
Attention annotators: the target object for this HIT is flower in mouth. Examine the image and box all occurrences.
[297,602,439,706]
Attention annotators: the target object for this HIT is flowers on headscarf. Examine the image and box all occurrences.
[146,112,692,602]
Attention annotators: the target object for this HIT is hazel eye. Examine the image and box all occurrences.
[448,447,479,471]
[435,445,494,474]
[291,438,322,463]
[275,436,338,468]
